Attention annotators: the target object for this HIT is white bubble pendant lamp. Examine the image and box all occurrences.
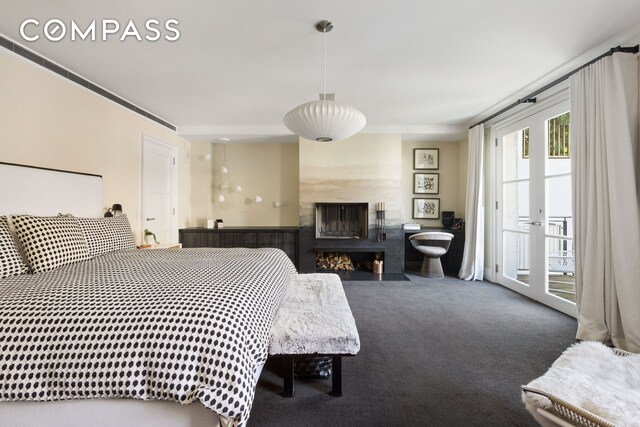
[283,20,365,142]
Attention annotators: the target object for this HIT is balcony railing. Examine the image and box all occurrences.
[517,216,574,274]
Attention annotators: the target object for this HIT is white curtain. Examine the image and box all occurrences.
[570,52,640,352]
[459,124,484,281]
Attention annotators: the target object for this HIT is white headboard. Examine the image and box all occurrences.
[0,162,103,217]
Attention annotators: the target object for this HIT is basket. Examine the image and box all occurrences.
[294,356,332,379]
[522,347,633,427]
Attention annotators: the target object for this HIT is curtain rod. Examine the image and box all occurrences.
[469,45,639,130]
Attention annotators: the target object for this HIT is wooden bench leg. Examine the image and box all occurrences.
[282,356,294,397]
[330,356,342,397]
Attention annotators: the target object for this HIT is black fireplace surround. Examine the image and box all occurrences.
[296,202,403,273]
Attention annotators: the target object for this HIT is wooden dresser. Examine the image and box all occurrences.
[179,227,300,268]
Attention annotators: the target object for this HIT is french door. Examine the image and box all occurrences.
[495,100,576,317]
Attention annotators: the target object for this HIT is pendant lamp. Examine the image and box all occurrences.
[283,20,366,142]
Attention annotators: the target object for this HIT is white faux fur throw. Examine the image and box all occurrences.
[522,341,640,426]
[269,273,360,356]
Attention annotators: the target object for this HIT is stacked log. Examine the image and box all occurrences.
[316,252,355,271]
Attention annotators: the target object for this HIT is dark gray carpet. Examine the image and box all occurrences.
[249,275,577,426]
[319,270,410,281]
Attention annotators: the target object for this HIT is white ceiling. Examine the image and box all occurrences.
[1,0,640,142]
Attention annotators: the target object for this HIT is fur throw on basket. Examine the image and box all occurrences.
[522,341,640,426]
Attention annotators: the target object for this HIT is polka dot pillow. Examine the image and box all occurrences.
[0,216,29,279]
[76,214,136,257]
[12,215,92,274]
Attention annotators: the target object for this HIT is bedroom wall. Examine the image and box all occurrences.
[400,140,467,227]
[190,141,299,227]
[0,49,191,244]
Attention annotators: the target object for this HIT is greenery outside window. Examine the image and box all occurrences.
[522,128,529,159]
[548,112,570,158]
[522,112,570,159]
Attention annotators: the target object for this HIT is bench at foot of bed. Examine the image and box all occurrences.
[269,273,360,397]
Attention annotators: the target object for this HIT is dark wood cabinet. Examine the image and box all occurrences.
[179,227,299,268]
[403,228,465,276]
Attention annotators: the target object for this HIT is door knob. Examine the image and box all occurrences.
[146,217,156,221]
[528,221,543,226]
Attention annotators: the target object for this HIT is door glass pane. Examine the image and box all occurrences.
[547,237,575,302]
[546,112,571,175]
[503,128,530,181]
[503,181,529,232]
[546,175,572,237]
[503,231,529,285]
[547,112,570,155]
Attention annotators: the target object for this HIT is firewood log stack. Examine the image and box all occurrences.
[316,252,355,270]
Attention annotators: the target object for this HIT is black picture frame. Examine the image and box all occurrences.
[414,148,439,170]
[414,173,439,194]
[413,198,440,219]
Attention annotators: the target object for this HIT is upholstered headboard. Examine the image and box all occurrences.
[0,162,103,217]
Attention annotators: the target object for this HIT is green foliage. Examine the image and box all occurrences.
[521,112,570,159]
[548,112,570,158]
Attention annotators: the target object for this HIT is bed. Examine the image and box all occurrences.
[0,162,296,427]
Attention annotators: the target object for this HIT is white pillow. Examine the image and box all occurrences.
[76,214,136,257]
[12,215,92,273]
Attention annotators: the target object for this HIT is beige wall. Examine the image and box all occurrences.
[190,141,299,227]
[401,140,467,227]
[299,134,402,227]
[190,142,214,226]
[192,135,467,230]
[0,50,191,243]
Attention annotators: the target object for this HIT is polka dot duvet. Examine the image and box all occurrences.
[0,247,296,427]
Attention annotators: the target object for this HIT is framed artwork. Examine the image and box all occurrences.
[414,173,439,194]
[414,148,439,170]
[413,198,440,219]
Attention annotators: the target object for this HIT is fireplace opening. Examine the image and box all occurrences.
[316,251,383,272]
[315,202,368,239]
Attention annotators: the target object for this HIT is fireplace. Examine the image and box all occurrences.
[315,202,368,239]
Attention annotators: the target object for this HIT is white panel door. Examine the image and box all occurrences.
[142,135,177,244]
